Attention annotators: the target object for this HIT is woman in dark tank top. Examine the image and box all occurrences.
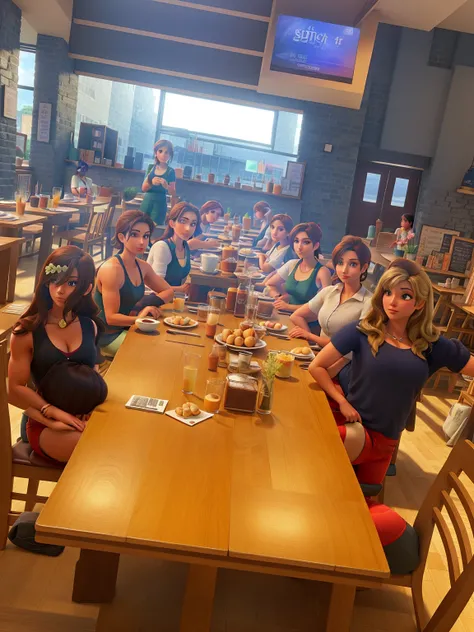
[8,246,105,463]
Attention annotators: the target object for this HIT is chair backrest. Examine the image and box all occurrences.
[376,231,396,250]
[411,439,474,632]
[0,340,13,520]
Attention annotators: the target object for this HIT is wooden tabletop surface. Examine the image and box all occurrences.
[461,304,474,317]
[0,236,24,251]
[36,308,389,579]
[58,197,111,209]
[25,205,77,217]
[0,213,46,228]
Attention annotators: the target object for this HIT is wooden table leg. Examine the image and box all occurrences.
[180,564,217,632]
[35,218,54,287]
[0,250,9,306]
[326,583,356,632]
[432,294,446,322]
[72,549,120,604]
[7,239,21,303]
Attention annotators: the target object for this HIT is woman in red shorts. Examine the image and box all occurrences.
[8,246,103,462]
[310,258,474,485]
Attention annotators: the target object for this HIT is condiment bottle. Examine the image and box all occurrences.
[226,286,238,311]
[208,344,219,371]
[234,281,248,318]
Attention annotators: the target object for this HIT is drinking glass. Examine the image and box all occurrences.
[173,292,186,313]
[197,304,209,322]
[15,190,26,216]
[52,186,62,208]
[206,306,220,338]
[204,378,225,413]
[182,352,201,394]
[245,292,259,324]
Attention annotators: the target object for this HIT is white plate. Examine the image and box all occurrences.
[234,272,265,282]
[166,408,213,427]
[258,321,288,332]
[199,267,220,275]
[164,317,199,329]
[215,333,267,353]
[290,348,315,361]
[239,249,258,257]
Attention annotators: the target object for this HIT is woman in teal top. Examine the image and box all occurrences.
[95,210,174,356]
[147,202,200,294]
[266,222,332,312]
[141,139,176,226]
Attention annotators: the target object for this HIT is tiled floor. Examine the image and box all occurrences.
[1,252,473,631]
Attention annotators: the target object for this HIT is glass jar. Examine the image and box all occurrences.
[257,376,274,415]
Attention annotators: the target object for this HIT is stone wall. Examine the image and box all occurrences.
[0,0,21,199]
[30,35,78,193]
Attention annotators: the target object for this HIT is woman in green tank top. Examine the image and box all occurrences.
[265,222,332,312]
[95,210,174,356]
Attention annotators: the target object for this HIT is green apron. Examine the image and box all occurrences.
[285,260,323,305]
[163,239,191,286]
[141,165,175,225]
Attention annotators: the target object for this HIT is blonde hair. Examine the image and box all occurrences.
[360,264,439,359]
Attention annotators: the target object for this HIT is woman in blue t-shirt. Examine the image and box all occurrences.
[310,259,474,485]
[141,139,176,226]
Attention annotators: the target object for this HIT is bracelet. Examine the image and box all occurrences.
[41,403,51,417]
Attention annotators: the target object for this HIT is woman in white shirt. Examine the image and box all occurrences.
[147,202,200,294]
[71,161,94,197]
[290,236,372,347]
[258,214,294,274]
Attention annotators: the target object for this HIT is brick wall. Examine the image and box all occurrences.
[416,174,474,237]
[30,35,78,193]
[0,0,21,200]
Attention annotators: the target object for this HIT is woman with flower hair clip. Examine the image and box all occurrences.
[8,246,104,462]
[310,258,474,486]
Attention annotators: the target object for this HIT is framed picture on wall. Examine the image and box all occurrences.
[16,132,27,156]
[282,161,305,198]
[2,85,17,119]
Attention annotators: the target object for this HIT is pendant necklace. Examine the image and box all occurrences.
[387,330,407,343]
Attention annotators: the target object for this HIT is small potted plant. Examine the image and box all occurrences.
[123,186,138,202]
[405,243,418,261]
[257,353,281,415]
[15,147,24,167]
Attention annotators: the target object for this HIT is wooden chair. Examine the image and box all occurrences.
[376,231,396,250]
[57,196,119,259]
[21,223,43,256]
[457,379,474,440]
[0,341,63,549]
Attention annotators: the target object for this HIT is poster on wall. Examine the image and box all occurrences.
[2,85,17,119]
[37,102,52,143]
[282,161,305,198]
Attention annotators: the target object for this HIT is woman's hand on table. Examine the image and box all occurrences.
[205,239,220,248]
[289,326,313,341]
[44,406,86,432]
[176,282,191,294]
[138,306,161,320]
[274,297,291,310]
[339,400,362,423]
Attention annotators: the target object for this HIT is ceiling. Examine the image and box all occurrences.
[13,0,474,44]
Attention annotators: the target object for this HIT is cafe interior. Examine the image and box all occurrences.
[2,0,474,630]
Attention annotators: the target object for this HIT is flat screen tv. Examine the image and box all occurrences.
[270,15,360,84]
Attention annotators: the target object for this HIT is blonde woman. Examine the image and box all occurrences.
[309,259,474,485]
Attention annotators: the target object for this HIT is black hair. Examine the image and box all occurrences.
[402,214,415,228]
[114,210,155,253]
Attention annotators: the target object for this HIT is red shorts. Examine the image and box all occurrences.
[26,418,60,463]
[329,387,398,485]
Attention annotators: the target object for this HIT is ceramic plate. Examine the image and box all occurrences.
[164,317,199,329]
[258,321,288,332]
[215,333,267,353]
[166,408,213,427]
[290,347,316,361]
[234,272,265,282]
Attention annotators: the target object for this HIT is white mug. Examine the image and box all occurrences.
[201,253,219,273]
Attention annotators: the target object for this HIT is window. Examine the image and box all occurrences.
[362,173,381,203]
[75,76,160,165]
[391,178,409,207]
[17,48,36,159]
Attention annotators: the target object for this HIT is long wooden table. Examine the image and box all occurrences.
[35,309,389,631]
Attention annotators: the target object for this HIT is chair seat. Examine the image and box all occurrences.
[56,230,87,243]
[12,440,63,469]
[22,224,43,236]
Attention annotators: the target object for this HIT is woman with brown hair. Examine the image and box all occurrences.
[290,235,372,346]
[309,259,474,485]
[187,200,222,251]
[95,210,173,356]
[265,222,331,312]
[147,201,200,293]
[253,201,273,251]
[141,139,176,225]
[258,213,294,274]
[8,246,105,462]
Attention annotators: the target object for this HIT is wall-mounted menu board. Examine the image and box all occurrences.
[448,236,474,274]
[418,225,460,258]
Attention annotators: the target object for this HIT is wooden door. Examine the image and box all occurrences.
[347,163,422,237]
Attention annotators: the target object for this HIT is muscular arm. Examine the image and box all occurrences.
[99,264,141,327]
[316,265,332,289]
[290,304,326,345]
[141,261,174,302]
[265,271,285,296]
[8,332,48,412]
[309,343,349,405]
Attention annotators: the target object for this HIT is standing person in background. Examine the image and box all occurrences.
[141,139,176,226]
[253,201,273,251]
[71,161,94,198]
[390,214,415,250]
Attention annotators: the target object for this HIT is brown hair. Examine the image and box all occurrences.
[114,210,155,253]
[200,200,224,225]
[332,235,372,282]
[14,246,102,336]
[253,201,271,216]
[159,201,201,241]
[153,139,174,162]
[270,213,294,234]
[289,222,323,258]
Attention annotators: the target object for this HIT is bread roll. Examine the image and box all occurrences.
[234,336,244,347]
[244,336,256,347]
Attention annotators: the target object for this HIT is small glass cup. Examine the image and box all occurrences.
[238,351,252,373]
[206,306,220,338]
[197,304,209,322]
[204,378,225,413]
[15,191,26,216]
[245,301,258,324]
[183,352,201,394]
[173,292,186,313]
[217,344,228,368]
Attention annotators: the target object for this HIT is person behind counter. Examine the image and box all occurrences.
[253,201,273,251]
[188,200,222,251]
[258,214,294,274]
[265,222,332,312]
[95,211,173,357]
[147,202,200,293]
[141,139,176,226]
[71,160,94,198]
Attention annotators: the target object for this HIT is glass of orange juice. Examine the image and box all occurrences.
[204,378,225,413]
[15,191,26,216]
[206,307,220,338]
[52,187,62,208]
[183,352,201,394]
[173,292,186,313]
